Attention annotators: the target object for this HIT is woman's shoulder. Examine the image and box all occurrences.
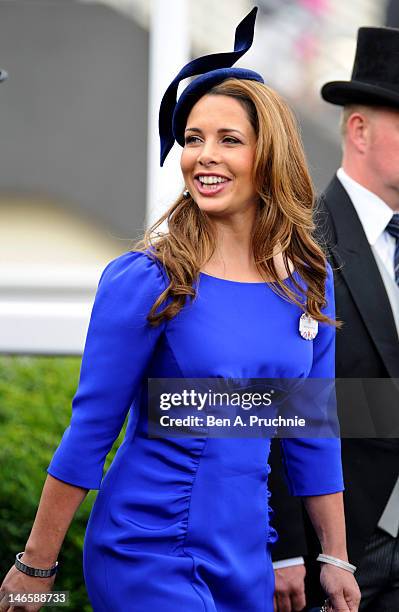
[97,250,168,295]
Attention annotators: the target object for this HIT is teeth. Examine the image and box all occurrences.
[198,175,228,184]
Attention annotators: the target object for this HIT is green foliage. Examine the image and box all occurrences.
[0,356,125,612]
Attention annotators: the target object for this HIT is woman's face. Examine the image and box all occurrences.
[180,94,258,216]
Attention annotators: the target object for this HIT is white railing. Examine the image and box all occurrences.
[0,266,102,354]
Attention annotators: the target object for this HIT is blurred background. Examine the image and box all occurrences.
[0,0,394,609]
[0,0,393,355]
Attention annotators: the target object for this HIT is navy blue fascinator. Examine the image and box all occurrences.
[159,7,264,166]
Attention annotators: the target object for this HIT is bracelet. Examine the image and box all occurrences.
[15,552,59,578]
[317,553,356,574]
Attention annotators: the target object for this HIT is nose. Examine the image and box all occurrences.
[197,140,220,166]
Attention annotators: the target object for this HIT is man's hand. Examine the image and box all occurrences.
[273,564,306,612]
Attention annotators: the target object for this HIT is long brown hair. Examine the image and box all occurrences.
[134,78,336,327]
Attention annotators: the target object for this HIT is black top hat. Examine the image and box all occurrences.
[321,27,399,108]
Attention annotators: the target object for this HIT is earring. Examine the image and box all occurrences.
[183,188,190,198]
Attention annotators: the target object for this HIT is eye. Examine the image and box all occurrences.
[184,135,202,144]
[222,136,241,144]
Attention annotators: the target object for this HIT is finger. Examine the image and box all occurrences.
[0,592,9,612]
[345,598,359,611]
[329,592,350,611]
[345,594,361,611]
[291,590,306,611]
[273,595,277,612]
[276,592,292,612]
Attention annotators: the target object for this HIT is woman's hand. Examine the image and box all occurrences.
[0,476,88,611]
[0,565,56,612]
[320,564,361,611]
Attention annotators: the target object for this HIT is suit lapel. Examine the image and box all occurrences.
[322,176,399,378]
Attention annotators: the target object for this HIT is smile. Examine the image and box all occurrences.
[194,175,232,196]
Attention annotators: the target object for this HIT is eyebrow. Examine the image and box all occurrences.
[184,127,245,136]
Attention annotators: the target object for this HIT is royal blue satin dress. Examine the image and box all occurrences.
[47,251,344,612]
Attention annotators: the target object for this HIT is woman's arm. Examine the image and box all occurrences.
[303,492,361,612]
[0,475,88,610]
[1,254,167,611]
[22,474,88,567]
[303,492,347,559]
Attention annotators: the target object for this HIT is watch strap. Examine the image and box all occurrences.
[15,552,58,578]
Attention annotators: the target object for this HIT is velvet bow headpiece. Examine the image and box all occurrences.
[158,6,264,166]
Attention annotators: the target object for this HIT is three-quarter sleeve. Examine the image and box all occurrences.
[47,251,167,490]
[280,263,344,496]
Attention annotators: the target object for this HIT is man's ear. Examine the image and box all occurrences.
[345,111,371,154]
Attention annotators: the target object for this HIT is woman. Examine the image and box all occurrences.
[0,8,360,612]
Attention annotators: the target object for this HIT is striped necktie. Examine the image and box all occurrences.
[385,214,399,286]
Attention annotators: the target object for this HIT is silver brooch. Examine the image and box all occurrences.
[299,313,318,340]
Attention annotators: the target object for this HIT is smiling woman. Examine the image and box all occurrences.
[181,94,257,209]
[0,8,360,612]
[138,75,335,323]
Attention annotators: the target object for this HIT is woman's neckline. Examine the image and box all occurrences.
[199,270,298,286]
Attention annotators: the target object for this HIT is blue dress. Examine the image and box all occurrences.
[47,251,344,612]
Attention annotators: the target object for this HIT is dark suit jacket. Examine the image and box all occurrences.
[269,176,399,604]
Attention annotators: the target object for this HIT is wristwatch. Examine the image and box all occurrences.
[15,552,59,578]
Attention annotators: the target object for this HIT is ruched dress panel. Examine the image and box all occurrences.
[47,251,344,611]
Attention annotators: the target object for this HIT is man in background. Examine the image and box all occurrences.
[270,26,399,611]
[386,0,399,28]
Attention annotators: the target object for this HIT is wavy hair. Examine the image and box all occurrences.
[134,78,337,328]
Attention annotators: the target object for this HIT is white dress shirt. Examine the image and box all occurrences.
[336,167,397,280]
